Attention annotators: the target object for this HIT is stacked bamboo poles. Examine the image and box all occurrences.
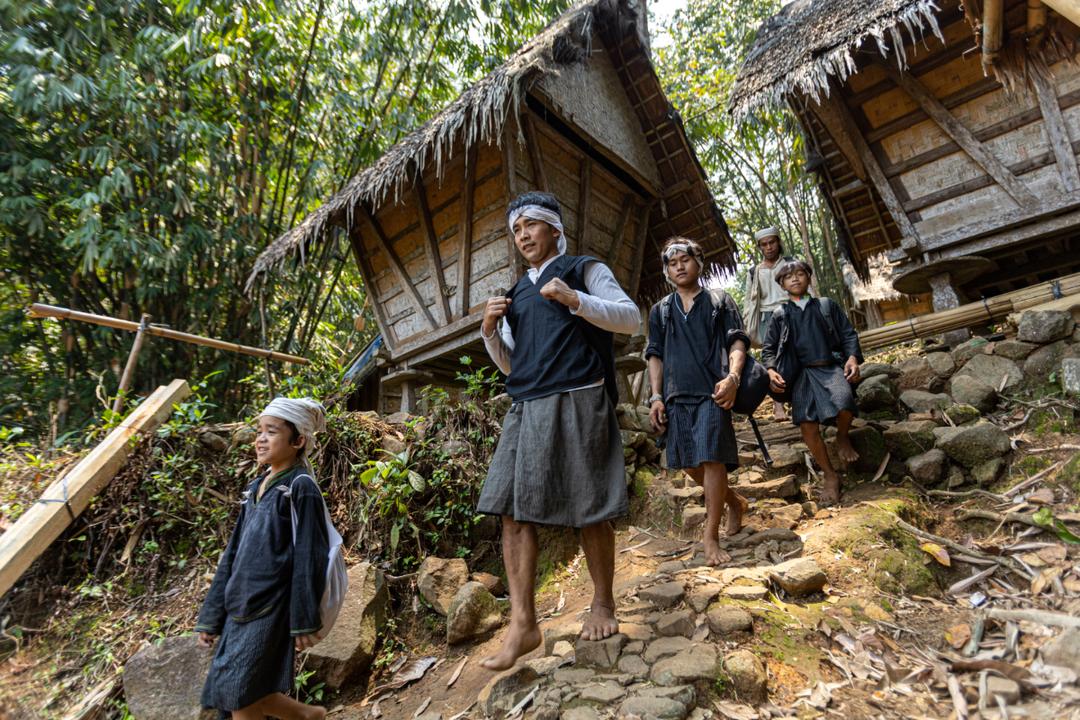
[860,271,1080,351]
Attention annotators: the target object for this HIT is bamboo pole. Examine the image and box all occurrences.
[27,304,310,365]
[112,314,151,414]
[1028,0,1048,49]
[983,0,1004,69]
[859,271,1080,350]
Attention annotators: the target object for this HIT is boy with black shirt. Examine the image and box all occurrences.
[646,237,750,565]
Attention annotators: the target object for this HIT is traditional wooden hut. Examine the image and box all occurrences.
[731,0,1080,335]
[250,0,732,412]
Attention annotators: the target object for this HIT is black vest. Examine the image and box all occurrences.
[504,255,617,404]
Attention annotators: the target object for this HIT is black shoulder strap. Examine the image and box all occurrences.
[659,292,675,331]
[817,297,840,342]
[557,255,618,406]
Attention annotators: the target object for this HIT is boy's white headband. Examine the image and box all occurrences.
[508,205,567,255]
[661,242,706,287]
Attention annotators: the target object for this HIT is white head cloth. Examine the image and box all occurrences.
[261,397,327,453]
[508,205,567,255]
[754,227,780,241]
[660,241,706,287]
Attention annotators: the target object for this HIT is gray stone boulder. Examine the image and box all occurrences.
[898,356,940,391]
[899,390,952,414]
[859,363,902,380]
[306,561,388,689]
[1063,358,1080,397]
[723,650,767,703]
[446,581,502,645]
[1017,309,1075,344]
[124,636,216,720]
[856,374,897,410]
[478,665,540,716]
[639,581,686,609]
[1041,628,1080,675]
[575,633,627,669]
[972,457,1004,485]
[417,556,469,616]
[1023,340,1067,382]
[942,403,981,426]
[934,421,1011,468]
[767,557,827,596]
[847,425,887,473]
[993,339,1038,361]
[952,337,993,365]
[650,644,719,686]
[882,420,938,460]
[706,605,753,635]
[905,448,948,484]
[655,610,695,638]
[954,354,1023,392]
[948,374,997,413]
[925,352,956,379]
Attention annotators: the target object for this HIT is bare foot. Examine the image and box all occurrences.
[773,403,788,422]
[703,536,731,566]
[480,622,542,671]
[725,491,748,536]
[580,602,619,641]
[819,473,842,506]
[836,438,859,464]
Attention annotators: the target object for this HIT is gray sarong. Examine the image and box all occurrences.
[478,385,628,528]
[791,364,857,426]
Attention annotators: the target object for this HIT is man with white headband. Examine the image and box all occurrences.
[477,191,639,670]
[646,237,750,566]
[743,226,797,421]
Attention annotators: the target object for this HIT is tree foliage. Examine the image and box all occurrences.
[0,0,570,439]
[655,0,850,308]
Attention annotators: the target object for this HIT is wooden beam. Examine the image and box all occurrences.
[983,0,1004,68]
[0,379,191,597]
[361,205,438,331]
[575,158,592,256]
[808,96,868,182]
[1031,68,1080,193]
[628,202,653,299]
[607,195,636,267]
[413,175,452,325]
[502,119,522,282]
[1043,0,1080,28]
[456,142,478,319]
[937,207,1080,259]
[522,113,549,192]
[882,63,1038,209]
[815,89,921,253]
[390,313,483,363]
[349,224,399,347]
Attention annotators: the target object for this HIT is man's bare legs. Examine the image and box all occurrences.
[481,516,542,671]
[579,521,618,641]
[835,410,858,464]
[231,693,326,720]
[684,464,745,565]
[773,399,788,422]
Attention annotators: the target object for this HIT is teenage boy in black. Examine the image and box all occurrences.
[761,260,862,505]
[646,237,750,565]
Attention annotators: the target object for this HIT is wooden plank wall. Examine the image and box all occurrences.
[807,0,1080,293]
[352,109,649,365]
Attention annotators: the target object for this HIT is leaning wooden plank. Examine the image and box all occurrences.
[0,379,191,597]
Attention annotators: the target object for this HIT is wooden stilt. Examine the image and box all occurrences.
[112,314,151,415]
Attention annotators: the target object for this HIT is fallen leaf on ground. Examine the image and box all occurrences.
[920,542,951,566]
[945,623,971,650]
[714,700,758,719]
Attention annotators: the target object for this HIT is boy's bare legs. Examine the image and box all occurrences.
[835,410,858,464]
[232,693,326,720]
[481,516,542,671]
[800,422,842,506]
[580,521,619,640]
[684,464,744,565]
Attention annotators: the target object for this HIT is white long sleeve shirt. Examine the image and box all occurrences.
[481,256,640,378]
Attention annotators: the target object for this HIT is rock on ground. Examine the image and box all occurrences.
[1017,309,1075,344]
[1063,358,1080,396]
[446,581,502,645]
[906,449,948,484]
[856,374,897,410]
[952,337,993,365]
[306,561,388,689]
[859,363,902,379]
[898,356,941,392]
[847,425,887,473]
[723,649,767,703]
[899,390,952,414]
[706,605,753,635]
[417,556,469,616]
[948,374,997,412]
[639,581,686,608]
[925,351,956,378]
[1041,628,1080,674]
[650,644,718,686]
[972,457,1004,485]
[994,339,1038,360]
[478,665,540,716]
[123,636,216,720]
[934,421,1011,468]
[882,420,938,460]
[768,557,827,596]
[575,633,627,669]
[1023,340,1068,381]
[954,354,1023,392]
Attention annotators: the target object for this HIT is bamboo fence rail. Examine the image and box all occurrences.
[859,271,1080,350]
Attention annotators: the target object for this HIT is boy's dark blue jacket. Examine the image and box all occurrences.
[195,466,329,637]
[760,297,863,371]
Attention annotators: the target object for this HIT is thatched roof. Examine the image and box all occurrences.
[728,0,944,120]
[249,0,731,293]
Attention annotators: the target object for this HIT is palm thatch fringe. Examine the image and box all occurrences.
[246,0,605,291]
[729,0,944,122]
